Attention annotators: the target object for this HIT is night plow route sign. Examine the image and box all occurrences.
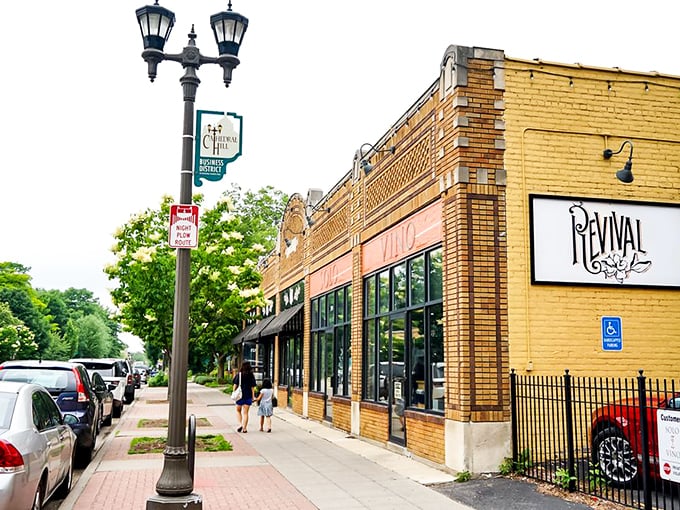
[169,204,199,249]
[194,110,243,187]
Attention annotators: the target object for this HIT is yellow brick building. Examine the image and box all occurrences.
[236,45,680,474]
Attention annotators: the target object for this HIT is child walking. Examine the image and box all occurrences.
[254,378,274,432]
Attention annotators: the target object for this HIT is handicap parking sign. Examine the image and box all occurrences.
[601,316,622,351]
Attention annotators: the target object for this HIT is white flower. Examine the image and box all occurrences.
[239,288,260,298]
[228,283,239,291]
[218,196,234,211]
[205,245,218,254]
[209,271,221,281]
[198,266,210,275]
[112,226,123,237]
[222,246,235,256]
[201,322,209,329]
[230,231,244,241]
[206,301,215,309]
[222,232,231,240]
[243,259,255,267]
[221,212,235,223]
[149,232,162,242]
[252,243,266,252]
[144,313,157,322]
[228,266,242,275]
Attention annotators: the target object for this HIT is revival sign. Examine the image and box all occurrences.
[194,110,243,187]
[530,195,680,288]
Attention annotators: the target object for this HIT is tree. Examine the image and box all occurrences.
[0,302,38,362]
[105,185,286,379]
[69,315,112,358]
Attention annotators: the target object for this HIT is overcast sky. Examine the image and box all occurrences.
[2,1,678,351]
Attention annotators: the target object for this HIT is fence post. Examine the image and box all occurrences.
[637,370,652,510]
[564,369,576,492]
[510,369,518,467]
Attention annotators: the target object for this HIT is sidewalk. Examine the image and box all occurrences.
[58,383,590,510]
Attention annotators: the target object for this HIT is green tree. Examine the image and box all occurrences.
[69,315,112,358]
[0,302,38,362]
[105,186,286,379]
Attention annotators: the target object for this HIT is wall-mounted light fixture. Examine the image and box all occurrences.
[603,140,634,183]
[359,143,395,174]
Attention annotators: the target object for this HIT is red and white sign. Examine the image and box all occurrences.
[169,204,199,249]
[658,409,680,483]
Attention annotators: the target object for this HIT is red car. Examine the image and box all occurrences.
[591,394,680,486]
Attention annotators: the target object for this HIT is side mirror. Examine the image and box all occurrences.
[108,384,117,392]
[63,414,79,425]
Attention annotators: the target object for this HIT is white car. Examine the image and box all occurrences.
[69,358,135,417]
[0,381,77,510]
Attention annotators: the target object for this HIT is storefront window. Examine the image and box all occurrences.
[311,284,352,397]
[362,246,444,413]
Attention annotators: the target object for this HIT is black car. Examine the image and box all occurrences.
[0,360,101,466]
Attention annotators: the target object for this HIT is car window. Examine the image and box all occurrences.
[32,391,51,431]
[0,392,17,430]
[0,368,76,393]
[38,390,62,428]
[91,372,106,390]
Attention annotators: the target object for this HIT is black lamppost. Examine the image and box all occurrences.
[135,2,248,508]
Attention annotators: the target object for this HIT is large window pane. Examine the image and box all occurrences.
[347,286,352,321]
[311,299,319,329]
[337,288,345,323]
[378,316,389,402]
[429,304,444,411]
[365,277,375,317]
[409,255,425,305]
[428,248,443,301]
[320,295,327,327]
[364,319,376,400]
[409,309,425,409]
[327,293,335,326]
[346,324,352,396]
[392,263,407,310]
[310,332,318,391]
[378,270,390,314]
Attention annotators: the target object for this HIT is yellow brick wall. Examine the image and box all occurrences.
[503,59,680,378]
[404,411,445,463]
[308,392,325,421]
[292,388,303,415]
[331,397,351,433]
[359,403,389,443]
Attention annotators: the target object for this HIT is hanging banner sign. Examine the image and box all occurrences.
[194,110,243,187]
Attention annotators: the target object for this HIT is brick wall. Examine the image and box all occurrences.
[331,396,351,433]
[404,410,445,463]
[503,59,680,378]
[308,392,325,421]
[359,402,389,443]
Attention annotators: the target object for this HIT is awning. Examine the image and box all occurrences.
[242,315,277,342]
[261,303,304,337]
[231,323,255,345]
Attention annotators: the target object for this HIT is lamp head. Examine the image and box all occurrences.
[616,159,634,183]
[136,1,175,51]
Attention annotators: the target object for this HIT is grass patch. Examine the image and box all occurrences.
[128,434,232,454]
[137,417,212,428]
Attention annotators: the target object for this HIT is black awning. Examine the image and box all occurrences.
[242,315,276,342]
[261,303,304,337]
[231,323,255,345]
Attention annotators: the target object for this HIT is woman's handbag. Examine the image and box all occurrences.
[230,373,242,402]
[271,396,278,407]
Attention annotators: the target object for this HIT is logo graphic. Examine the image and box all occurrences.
[194,110,243,187]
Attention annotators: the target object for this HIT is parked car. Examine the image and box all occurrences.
[0,360,101,467]
[591,394,680,486]
[0,381,77,510]
[132,368,142,389]
[69,358,135,416]
[90,372,114,427]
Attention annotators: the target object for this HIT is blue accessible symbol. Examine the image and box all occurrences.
[601,316,622,351]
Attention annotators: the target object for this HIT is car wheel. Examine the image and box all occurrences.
[31,478,44,510]
[103,410,113,426]
[54,450,74,499]
[593,426,638,486]
[113,401,122,418]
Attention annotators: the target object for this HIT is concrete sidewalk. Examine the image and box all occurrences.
[58,383,588,510]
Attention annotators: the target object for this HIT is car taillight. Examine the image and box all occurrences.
[73,369,89,403]
[0,440,25,472]
[127,374,134,385]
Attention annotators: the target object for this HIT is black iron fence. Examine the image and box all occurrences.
[511,369,680,510]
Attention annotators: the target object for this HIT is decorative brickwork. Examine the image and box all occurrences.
[292,388,303,415]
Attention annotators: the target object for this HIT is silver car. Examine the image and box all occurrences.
[0,381,76,510]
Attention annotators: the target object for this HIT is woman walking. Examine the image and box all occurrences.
[233,361,257,433]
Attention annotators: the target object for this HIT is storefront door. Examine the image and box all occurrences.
[388,314,406,444]
[324,329,335,420]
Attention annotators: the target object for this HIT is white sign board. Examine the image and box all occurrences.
[169,204,199,249]
[530,195,680,287]
[657,409,680,482]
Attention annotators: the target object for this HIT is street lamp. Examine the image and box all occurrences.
[135,2,248,509]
